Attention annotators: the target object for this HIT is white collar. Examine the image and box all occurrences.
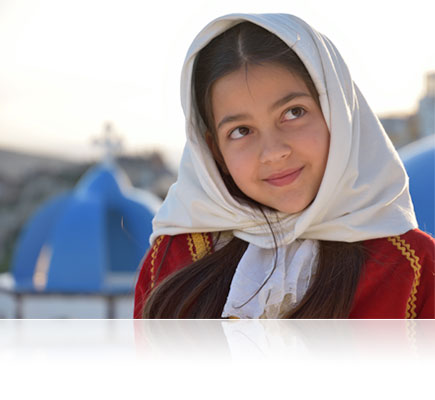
[222,240,319,319]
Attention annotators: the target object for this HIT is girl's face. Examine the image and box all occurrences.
[210,62,330,214]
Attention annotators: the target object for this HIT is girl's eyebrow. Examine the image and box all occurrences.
[217,113,250,130]
[269,91,311,111]
[216,91,311,130]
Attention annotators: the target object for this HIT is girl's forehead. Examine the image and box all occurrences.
[213,62,305,86]
[211,63,311,105]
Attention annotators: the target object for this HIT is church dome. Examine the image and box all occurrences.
[399,135,435,237]
[11,162,161,294]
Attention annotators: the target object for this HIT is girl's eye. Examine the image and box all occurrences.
[229,126,251,140]
[283,107,306,121]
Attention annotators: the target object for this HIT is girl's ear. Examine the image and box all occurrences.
[205,131,229,175]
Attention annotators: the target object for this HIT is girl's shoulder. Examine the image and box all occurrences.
[350,229,434,319]
[148,232,215,270]
[364,228,435,256]
[133,232,214,318]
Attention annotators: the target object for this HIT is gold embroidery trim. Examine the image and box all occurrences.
[187,233,211,262]
[150,236,164,289]
[187,234,195,261]
[203,232,212,255]
[387,235,422,319]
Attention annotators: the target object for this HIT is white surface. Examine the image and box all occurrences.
[21,295,108,318]
[0,320,433,400]
[0,290,135,318]
[113,296,135,319]
[0,291,16,318]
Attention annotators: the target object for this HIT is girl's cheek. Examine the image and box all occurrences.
[223,146,252,174]
[224,149,243,170]
[300,121,328,144]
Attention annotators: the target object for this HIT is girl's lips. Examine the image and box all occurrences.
[264,167,304,187]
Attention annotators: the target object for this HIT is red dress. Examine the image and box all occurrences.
[134,229,435,319]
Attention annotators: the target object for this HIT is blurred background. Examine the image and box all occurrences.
[0,0,434,318]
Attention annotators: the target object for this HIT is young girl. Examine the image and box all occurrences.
[134,13,434,319]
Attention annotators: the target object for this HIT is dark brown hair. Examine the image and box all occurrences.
[142,22,366,319]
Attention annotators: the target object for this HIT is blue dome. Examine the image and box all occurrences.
[11,163,161,294]
[399,135,435,237]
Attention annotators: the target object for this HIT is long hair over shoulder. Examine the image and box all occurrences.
[142,22,366,319]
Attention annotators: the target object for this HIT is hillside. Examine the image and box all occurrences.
[0,148,78,181]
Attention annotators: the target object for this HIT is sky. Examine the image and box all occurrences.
[0,0,434,168]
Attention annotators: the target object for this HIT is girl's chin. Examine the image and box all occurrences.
[259,196,316,215]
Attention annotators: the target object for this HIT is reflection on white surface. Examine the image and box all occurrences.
[134,319,435,361]
[0,320,137,361]
[1,319,434,362]
[0,319,434,399]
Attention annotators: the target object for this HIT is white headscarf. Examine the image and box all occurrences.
[149,13,418,317]
[151,13,417,247]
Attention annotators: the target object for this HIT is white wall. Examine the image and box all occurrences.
[0,291,134,318]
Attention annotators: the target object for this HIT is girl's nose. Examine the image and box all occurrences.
[258,131,292,164]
